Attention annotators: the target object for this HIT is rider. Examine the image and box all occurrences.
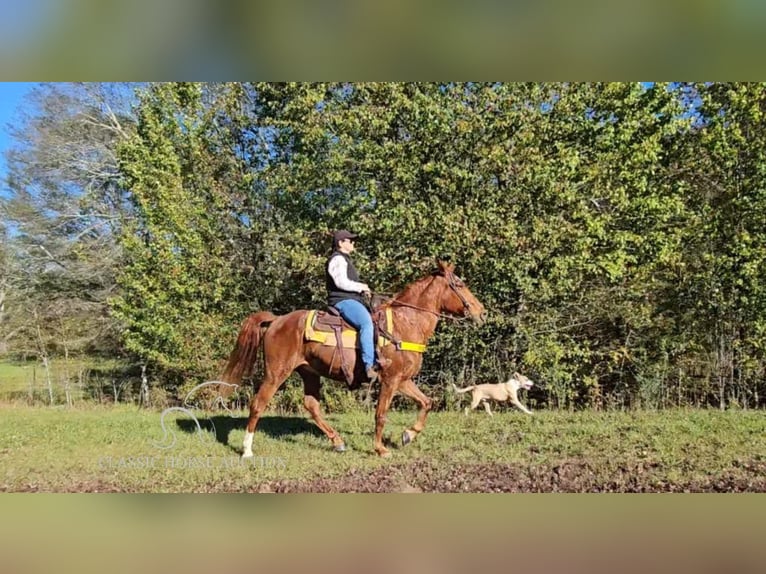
[326,229,381,383]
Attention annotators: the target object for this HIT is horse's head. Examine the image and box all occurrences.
[434,260,487,326]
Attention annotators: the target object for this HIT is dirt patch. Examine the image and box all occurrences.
[4,458,764,493]
[253,458,766,493]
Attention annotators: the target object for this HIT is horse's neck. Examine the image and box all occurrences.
[388,279,443,342]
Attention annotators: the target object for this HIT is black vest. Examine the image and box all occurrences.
[326,251,365,306]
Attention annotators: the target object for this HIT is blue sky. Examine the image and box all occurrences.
[0,82,38,196]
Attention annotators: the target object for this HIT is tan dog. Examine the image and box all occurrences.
[452,372,534,416]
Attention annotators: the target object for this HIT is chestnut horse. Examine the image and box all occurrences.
[220,260,487,457]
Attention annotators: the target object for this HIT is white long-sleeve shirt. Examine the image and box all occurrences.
[327,254,369,293]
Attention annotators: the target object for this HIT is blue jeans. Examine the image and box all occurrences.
[333,299,375,369]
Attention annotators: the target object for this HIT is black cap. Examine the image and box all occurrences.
[332,230,358,245]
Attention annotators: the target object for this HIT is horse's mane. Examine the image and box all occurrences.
[390,272,441,304]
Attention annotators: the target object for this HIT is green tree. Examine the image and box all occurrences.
[671,82,766,408]
[113,83,261,385]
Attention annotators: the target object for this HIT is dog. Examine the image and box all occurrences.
[452,372,535,416]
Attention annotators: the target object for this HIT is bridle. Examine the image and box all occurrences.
[446,271,474,318]
[377,271,474,322]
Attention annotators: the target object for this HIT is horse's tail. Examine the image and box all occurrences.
[220,311,278,386]
[452,383,474,394]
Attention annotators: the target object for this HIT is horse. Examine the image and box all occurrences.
[220,259,487,457]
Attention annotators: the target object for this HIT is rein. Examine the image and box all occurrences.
[382,297,469,322]
[372,272,473,322]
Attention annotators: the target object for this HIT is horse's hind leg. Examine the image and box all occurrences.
[398,378,432,447]
[242,367,292,458]
[299,368,346,453]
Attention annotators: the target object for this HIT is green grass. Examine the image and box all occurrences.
[0,362,32,393]
[0,403,764,492]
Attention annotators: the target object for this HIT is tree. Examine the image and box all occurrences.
[670,82,766,408]
[113,83,261,385]
[1,82,136,360]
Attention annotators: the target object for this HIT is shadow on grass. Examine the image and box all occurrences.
[176,415,325,453]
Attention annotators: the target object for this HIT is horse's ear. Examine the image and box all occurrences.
[437,258,455,274]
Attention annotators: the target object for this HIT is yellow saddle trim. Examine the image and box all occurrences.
[397,340,427,352]
[304,308,426,353]
[382,308,427,353]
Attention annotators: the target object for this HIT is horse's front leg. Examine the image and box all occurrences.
[397,378,432,447]
[374,379,397,457]
[243,367,292,458]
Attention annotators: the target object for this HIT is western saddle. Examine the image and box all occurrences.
[303,298,425,386]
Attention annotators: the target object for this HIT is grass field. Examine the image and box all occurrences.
[1,403,764,492]
[0,362,33,393]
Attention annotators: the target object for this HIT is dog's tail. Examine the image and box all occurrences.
[452,383,475,394]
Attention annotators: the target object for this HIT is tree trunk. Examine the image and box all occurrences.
[140,364,149,407]
[42,355,53,405]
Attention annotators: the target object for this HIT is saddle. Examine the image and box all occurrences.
[303,305,386,386]
[303,301,426,386]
